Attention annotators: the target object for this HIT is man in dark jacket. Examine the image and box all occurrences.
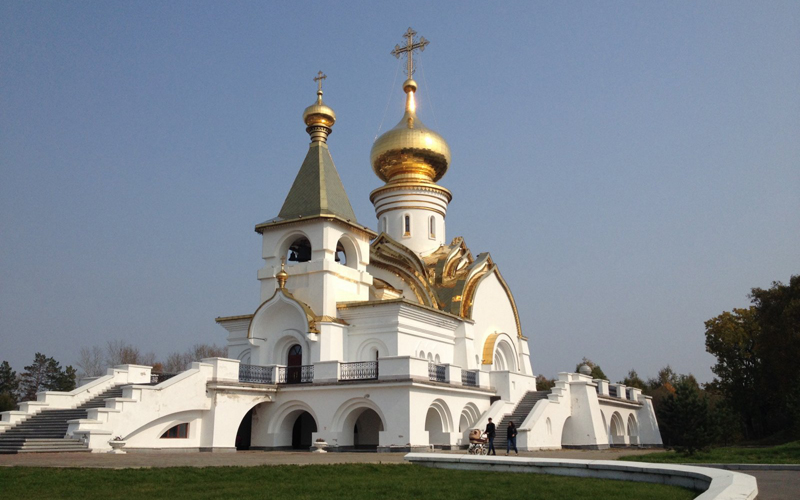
[485,418,496,455]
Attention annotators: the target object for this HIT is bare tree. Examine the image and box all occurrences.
[161,344,227,374]
[77,346,106,377]
[106,340,144,367]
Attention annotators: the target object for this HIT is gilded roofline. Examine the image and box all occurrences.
[215,314,254,323]
[369,182,452,203]
[481,333,499,365]
[376,205,447,219]
[337,298,468,323]
[247,288,320,337]
[255,214,378,239]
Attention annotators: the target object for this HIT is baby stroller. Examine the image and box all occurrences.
[467,429,489,455]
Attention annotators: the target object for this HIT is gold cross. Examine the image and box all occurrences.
[314,71,326,92]
[391,27,429,77]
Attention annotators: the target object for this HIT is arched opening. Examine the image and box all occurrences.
[354,409,383,450]
[609,412,626,446]
[403,214,411,236]
[425,400,453,447]
[287,344,302,384]
[434,354,441,364]
[429,216,436,238]
[627,414,639,446]
[235,408,254,450]
[458,403,480,444]
[335,241,347,266]
[493,339,518,372]
[287,236,312,264]
[381,216,388,233]
[291,411,317,449]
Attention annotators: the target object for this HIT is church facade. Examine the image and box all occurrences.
[1,30,662,454]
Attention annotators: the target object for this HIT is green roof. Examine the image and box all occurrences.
[276,142,357,222]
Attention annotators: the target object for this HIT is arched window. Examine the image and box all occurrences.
[335,241,347,265]
[287,236,312,264]
[429,216,436,238]
[403,215,411,236]
[161,423,189,439]
[381,217,388,233]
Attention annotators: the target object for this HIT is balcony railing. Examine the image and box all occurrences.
[428,363,446,383]
[239,363,273,385]
[150,372,178,385]
[340,361,378,381]
[461,370,478,387]
[277,365,314,384]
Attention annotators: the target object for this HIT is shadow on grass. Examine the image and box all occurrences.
[0,463,696,500]
[621,440,800,464]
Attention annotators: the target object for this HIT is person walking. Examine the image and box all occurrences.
[485,418,496,455]
[506,421,518,455]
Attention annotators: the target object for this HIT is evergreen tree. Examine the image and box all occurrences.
[18,353,76,401]
[0,361,18,412]
[658,377,719,454]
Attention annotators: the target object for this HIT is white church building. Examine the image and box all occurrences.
[0,30,661,454]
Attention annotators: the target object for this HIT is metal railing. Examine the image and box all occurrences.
[461,370,478,387]
[340,361,378,381]
[428,363,446,383]
[277,365,314,384]
[150,372,178,385]
[239,364,273,385]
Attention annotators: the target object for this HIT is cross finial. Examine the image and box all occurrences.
[314,71,327,93]
[391,27,429,77]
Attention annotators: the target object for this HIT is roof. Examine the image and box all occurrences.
[276,141,357,223]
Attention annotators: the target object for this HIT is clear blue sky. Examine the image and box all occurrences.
[1,1,798,383]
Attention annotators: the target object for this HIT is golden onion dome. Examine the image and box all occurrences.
[303,87,335,142]
[371,78,451,183]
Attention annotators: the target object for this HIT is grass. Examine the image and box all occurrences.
[621,440,800,464]
[0,463,696,500]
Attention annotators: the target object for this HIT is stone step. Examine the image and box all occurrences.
[0,384,123,453]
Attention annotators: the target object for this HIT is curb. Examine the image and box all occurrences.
[687,463,800,471]
[405,453,758,500]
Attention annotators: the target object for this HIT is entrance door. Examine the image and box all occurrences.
[287,344,302,384]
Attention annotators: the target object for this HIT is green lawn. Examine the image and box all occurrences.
[0,463,696,500]
[621,440,800,464]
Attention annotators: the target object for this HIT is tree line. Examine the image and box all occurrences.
[535,275,799,453]
[0,341,226,412]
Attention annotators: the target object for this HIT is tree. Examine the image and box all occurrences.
[162,344,227,373]
[77,345,107,378]
[621,369,646,390]
[19,353,51,401]
[750,276,800,437]
[575,357,607,380]
[105,339,157,368]
[704,307,762,438]
[704,275,800,440]
[0,361,18,412]
[658,377,720,454]
[535,374,556,391]
[18,353,76,402]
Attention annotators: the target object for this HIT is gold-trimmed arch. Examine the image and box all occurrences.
[247,288,319,338]
[481,333,500,365]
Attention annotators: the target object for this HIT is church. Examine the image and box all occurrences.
[0,29,661,454]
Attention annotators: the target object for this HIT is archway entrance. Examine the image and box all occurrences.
[425,408,447,446]
[353,409,382,450]
[287,344,302,384]
[235,408,254,451]
[291,411,317,449]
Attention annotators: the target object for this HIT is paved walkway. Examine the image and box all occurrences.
[0,447,653,468]
[2,448,796,499]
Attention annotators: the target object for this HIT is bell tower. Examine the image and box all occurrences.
[370,28,452,256]
[255,74,376,320]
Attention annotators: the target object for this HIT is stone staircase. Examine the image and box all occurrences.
[492,391,550,447]
[0,385,124,454]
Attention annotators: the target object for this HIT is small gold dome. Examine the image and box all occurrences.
[370,79,450,183]
[303,90,336,128]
